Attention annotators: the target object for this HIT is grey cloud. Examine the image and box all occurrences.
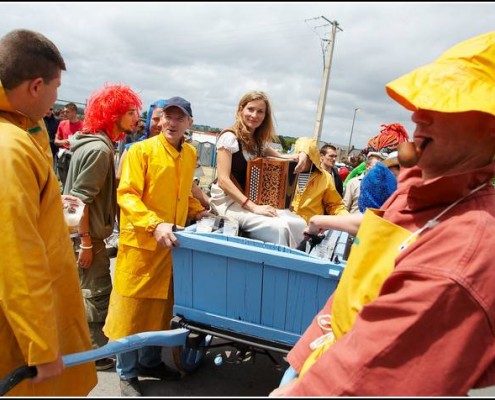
[1,1,493,149]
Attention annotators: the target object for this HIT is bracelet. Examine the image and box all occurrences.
[78,232,91,238]
[79,244,93,250]
[241,198,250,209]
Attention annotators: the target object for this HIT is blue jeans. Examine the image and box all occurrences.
[116,346,162,380]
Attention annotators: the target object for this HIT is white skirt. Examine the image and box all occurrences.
[209,183,307,248]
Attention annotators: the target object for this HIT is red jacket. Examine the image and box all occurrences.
[286,163,495,396]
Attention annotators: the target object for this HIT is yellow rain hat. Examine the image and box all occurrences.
[386,31,495,117]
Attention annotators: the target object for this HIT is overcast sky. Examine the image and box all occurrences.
[2,2,494,149]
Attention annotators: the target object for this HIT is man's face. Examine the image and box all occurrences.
[44,107,54,118]
[320,149,337,170]
[117,107,139,136]
[160,106,193,146]
[149,107,163,137]
[34,72,60,122]
[412,109,495,178]
[366,156,381,171]
[64,106,77,121]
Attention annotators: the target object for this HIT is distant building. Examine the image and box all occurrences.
[190,130,218,167]
[191,130,217,145]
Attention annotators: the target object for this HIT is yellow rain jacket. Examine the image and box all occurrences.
[0,84,96,395]
[105,135,204,338]
[291,137,348,223]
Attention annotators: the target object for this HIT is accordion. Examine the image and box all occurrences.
[245,157,298,209]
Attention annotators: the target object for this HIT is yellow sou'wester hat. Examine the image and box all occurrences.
[386,31,495,118]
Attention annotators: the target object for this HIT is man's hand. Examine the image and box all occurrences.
[77,247,93,269]
[153,222,184,247]
[153,222,182,248]
[195,210,215,221]
[30,355,64,384]
[61,194,82,209]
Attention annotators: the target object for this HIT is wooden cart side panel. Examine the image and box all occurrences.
[285,271,321,333]
[261,266,289,331]
[173,248,193,309]
[192,252,228,314]
[226,258,263,324]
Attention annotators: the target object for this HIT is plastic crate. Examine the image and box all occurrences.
[172,226,348,347]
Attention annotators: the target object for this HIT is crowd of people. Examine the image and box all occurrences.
[1,26,495,397]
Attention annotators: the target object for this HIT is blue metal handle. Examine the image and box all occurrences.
[0,328,189,396]
[63,328,189,366]
[279,366,298,387]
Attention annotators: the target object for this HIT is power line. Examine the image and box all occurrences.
[56,99,86,106]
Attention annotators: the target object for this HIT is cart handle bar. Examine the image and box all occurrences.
[0,328,189,396]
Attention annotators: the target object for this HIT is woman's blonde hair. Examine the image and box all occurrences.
[227,90,277,155]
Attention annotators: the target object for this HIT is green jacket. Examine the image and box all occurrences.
[64,132,116,240]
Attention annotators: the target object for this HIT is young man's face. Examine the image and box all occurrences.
[45,107,54,118]
[149,107,163,137]
[320,148,337,170]
[117,107,140,136]
[34,72,60,122]
[64,106,77,121]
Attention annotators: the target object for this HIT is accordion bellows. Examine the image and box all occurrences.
[245,157,298,209]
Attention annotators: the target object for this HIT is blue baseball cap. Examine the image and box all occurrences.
[163,96,193,118]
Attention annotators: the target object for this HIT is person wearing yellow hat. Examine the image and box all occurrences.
[271,31,495,397]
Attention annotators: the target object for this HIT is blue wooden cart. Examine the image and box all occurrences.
[0,227,349,395]
[170,226,349,372]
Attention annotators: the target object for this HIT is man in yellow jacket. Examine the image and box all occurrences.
[0,29,96,396]
[103,96,209,396]
[291,137,349,224]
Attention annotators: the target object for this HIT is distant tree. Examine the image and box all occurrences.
[141,110,147,121]
[280,136,297,152]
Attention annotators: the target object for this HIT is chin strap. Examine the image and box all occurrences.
[398,183,488,252]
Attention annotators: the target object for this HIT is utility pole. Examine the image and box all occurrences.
[312,18,342,143]
[347,107,360,156]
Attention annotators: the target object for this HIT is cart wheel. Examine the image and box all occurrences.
[173,333,213,373]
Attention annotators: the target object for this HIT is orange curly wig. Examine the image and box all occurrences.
[83,83,142,142]
[363,123,409,155]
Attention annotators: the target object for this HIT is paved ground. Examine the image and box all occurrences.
[89,339,288,397]
[89,345,495,397]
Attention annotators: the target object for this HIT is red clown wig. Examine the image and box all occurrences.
[83,83,142,142]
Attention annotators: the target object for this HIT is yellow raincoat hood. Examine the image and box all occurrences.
[386,31,495,117]
[294,136,323,172]
[292,136,348,223]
